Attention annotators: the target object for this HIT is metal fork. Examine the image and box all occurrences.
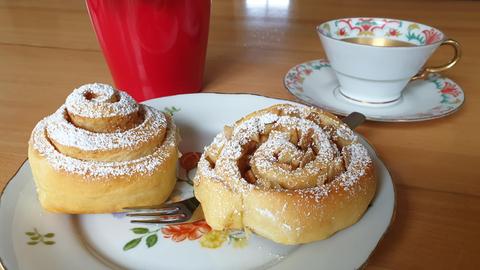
[342,112,366,130]
[123,197,200,224]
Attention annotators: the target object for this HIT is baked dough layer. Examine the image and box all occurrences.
[194,104,376,244]
[28,83,179,213]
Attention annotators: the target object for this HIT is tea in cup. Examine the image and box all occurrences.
[317,17,461,105]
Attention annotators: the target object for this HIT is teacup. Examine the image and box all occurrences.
[316,17,461,105]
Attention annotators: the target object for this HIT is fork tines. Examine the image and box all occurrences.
[123,197,200,224]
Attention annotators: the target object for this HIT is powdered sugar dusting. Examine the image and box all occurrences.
[337,143,370,189]
[31,83,177,178]
[335,123,357,142]
[276,103,312,117]
[231,113,279,145]
[65,83,139,118]
[46,105,166,152]
[194,104,375,242]
[196,103,373,199]
[31,115,177,178]
[275,116,335,162]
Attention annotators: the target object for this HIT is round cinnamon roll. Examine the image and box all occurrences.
[28,83,179,213]
[194,104,376,244]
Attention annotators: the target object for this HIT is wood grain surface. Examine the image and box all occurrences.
[1,0,479,269]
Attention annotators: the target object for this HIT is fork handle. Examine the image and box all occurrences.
[343,112,366,130]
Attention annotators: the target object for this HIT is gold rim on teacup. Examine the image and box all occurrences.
[335,87,403,106]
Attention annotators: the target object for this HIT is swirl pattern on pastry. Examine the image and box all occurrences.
[194,104,376,244]
[28,83,179,213]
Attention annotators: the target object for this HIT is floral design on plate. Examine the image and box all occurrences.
[122,150,249,251]
[124,220,249,250]
[123,227,159,251]
[25,228,55,246]
[162,106,181,116]
[200,229,248,249]
[161,220,211,242]
[412,74,463,118]
[284,61,331,94]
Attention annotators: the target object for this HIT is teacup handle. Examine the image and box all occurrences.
[411,38,461,81]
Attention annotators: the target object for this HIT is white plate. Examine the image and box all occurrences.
[0,93,395,270]
[284,59,465,122]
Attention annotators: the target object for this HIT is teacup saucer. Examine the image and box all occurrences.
[284,59,465,122]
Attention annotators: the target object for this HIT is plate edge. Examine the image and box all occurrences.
[0,158,28,270]
[358,159,398,269]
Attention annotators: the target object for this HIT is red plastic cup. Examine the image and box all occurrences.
[85,0,211,101]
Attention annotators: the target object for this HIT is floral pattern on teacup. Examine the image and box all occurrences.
[319,18,444,45]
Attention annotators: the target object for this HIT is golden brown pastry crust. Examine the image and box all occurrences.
[194,104,376,244]
[28,83,179,213]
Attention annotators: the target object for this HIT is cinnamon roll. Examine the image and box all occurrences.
[28,83,179,213]
[194,104,376,244]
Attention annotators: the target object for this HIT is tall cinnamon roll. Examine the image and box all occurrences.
[194,104,376,244]
[28,83,179,213]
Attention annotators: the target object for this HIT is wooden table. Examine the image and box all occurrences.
[1,0,479,269]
